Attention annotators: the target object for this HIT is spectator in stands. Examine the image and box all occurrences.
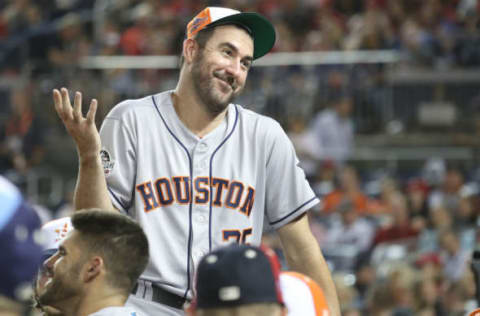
[343,0,395,50]
[372,192,420,247]
[309,94,354,165]
[47,13,91,69]
[428,165,467,216]
[367,175,401,216]
[287,117,320,180]
[417,206,453,253]
[332,273,360,314]
[305,1,345,51]
[311,160,337,198]
[438,229,471,283]
[0,86,46,176]
[413,276,446,315]
[322,198,375,271]
[322,165,369,214]
[386,264,417,315]
[406,178,430,225]
[353,260,376,310]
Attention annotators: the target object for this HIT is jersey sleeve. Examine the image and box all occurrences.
[99,104,137,215]
[264,121,319,229]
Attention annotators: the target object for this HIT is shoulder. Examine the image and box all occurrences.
[235,105,285,137]
[106,90,174,120]
[105,95,156,120]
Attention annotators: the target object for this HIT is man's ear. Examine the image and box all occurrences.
[83,257,103,283]
[183,38,198,65]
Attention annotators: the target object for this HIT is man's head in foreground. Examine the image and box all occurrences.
[186,244,285,316]
[36,209,149,313]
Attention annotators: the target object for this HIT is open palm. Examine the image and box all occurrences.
[53,88,101,159]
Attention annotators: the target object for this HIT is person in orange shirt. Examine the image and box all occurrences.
[322,165,368,214]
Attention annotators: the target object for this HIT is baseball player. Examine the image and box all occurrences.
[36,209,149,316]
[34,216,72,316]
[187,244,330,316]
[52,6,340,316]
[186,244,286,316]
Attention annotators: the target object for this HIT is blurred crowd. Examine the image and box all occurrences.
[264,158,480,315]
[1,0,480,71]
[1,1,480,315]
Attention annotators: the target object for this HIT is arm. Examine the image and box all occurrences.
[53,88,116,212]
[277,213,341,316]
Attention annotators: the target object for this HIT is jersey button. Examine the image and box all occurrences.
[197,143,208,152]
[196,215,207,223]
[194,250,207,260]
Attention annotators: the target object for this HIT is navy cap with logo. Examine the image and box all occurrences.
[194,244,284,309]
[0,176,44,302]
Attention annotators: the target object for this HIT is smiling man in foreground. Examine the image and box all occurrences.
[36,209,149,316]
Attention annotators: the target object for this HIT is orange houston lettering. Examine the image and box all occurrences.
[138,176,255,215]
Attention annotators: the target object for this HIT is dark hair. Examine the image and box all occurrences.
[178,27,217,69]
[71,209,149,295]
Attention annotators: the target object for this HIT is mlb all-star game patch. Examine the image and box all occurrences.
[100,149,115,176]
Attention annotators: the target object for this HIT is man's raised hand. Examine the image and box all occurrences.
[53,88,101,160]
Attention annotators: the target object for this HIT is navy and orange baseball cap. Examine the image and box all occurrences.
[193,244,284,309]
[186,7,276,60]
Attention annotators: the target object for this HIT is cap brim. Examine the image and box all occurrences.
[208,12,275,60]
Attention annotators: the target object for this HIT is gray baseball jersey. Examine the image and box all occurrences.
[99,90,318,300]
[88,306,143,316]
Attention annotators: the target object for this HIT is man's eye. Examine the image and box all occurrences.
[223,49,233,56]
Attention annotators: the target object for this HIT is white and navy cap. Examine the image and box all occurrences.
[40,217,72,261]
[0,176,44,302]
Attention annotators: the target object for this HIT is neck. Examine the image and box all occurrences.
[173,78,227,138]
[60,288,126,316]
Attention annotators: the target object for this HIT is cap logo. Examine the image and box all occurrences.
[219,286,240,301]
[54,222,70,242]
[206,254,218,264]
[244,249,257,259]
[187,8,212,39]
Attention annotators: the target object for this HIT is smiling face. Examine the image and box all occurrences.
[189,25,253,115]
[37,231,86,307]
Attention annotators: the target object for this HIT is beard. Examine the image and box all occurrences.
[191,51,243,116]
[37,261,83,307]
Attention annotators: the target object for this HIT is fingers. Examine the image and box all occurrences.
[73,91,82,122]
[86,99,98,124]
[60,88,73,121]
[53,88,98,125]
[52,89,62,115]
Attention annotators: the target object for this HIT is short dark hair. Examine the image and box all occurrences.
[71,209,149,295]
[179,26,217,69]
